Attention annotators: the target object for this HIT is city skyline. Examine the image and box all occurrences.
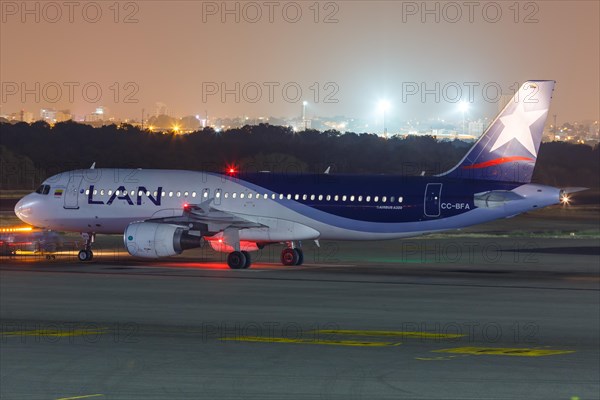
[1,1,599,122]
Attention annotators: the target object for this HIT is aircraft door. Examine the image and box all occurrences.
[424,183,442,217]
[64,176,83,209]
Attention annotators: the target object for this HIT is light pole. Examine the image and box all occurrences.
[378,100,390,138]
[459,101,469,136]
[302,101,308,130]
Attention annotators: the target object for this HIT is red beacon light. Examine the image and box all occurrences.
[226,165,238,175]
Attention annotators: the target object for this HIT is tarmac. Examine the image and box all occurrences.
[1,233,599,400]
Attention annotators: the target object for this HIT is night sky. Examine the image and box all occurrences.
[1,1,598,122]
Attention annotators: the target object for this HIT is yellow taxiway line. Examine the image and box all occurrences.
[434,346,575,357]
[221,336,401,347]
[310,329,465,339]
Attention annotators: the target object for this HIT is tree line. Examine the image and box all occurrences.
[1,121,598,190]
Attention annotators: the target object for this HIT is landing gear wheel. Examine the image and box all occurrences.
[78,249,93,262]
[295,248,304,266]
[227,251,247,269]
[241,251,252,269]
[281,248,300,266]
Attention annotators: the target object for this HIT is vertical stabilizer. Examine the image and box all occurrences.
[439,80,555,183]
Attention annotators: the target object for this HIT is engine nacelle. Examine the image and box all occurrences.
[124,222,202,258]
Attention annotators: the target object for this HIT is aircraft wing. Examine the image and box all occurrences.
[148,201,264,235]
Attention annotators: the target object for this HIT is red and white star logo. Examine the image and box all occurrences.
[490,99,548,157]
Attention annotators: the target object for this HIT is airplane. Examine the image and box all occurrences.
[14,80,584,269]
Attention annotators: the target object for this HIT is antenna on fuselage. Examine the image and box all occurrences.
[90,162,96,169]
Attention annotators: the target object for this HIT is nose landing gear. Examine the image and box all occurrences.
[77,233,95,262]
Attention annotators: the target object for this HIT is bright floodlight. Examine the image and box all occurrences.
[303,101,308,106]
[378,100,390,112]
[459,101,469,112]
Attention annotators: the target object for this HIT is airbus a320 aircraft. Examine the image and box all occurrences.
[15,80,581,269]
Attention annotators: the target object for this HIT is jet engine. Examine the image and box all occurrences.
[124,222,202,258]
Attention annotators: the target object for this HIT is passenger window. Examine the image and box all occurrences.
[326,195,331,201]
[192,192,197,197]
[130,190,135,196]
[334,195,339,201]
[216,192,221,198]
[366,196,371,202]
[169,192,173,197]
[100,190,105,196]
[287,194,291,200]
[310,195,315,201]
[318,195,323,201]
[176,192,181,197]
[342,195,347,201]
[279,194,284,200]
[295,194,300,200]
[85,189,90,195]
[248,193,253,199]
[350,196,355,202]
[374,196,379,202]
[240,193,245,199]
[390,196,395,202]
[358,196,363,202]
[382,196,387,203]
[184,191,189,197]
[162,191,166,197]
[302,194,307,201]
[93,190,98,195]
[232,193,237,199]
[224,193,229,199]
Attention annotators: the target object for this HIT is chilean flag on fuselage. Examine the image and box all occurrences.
[438,80,554,183]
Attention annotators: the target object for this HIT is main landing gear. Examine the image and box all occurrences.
[224,240,304,269]
[227,250,252,269]
[77,233,95,262]
[281,246,304,266]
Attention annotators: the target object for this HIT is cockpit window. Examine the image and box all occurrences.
[35,185,51,195]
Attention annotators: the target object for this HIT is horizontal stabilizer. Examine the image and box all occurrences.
[560,187,588,194]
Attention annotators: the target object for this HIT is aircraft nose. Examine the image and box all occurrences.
[14,194,40,225]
